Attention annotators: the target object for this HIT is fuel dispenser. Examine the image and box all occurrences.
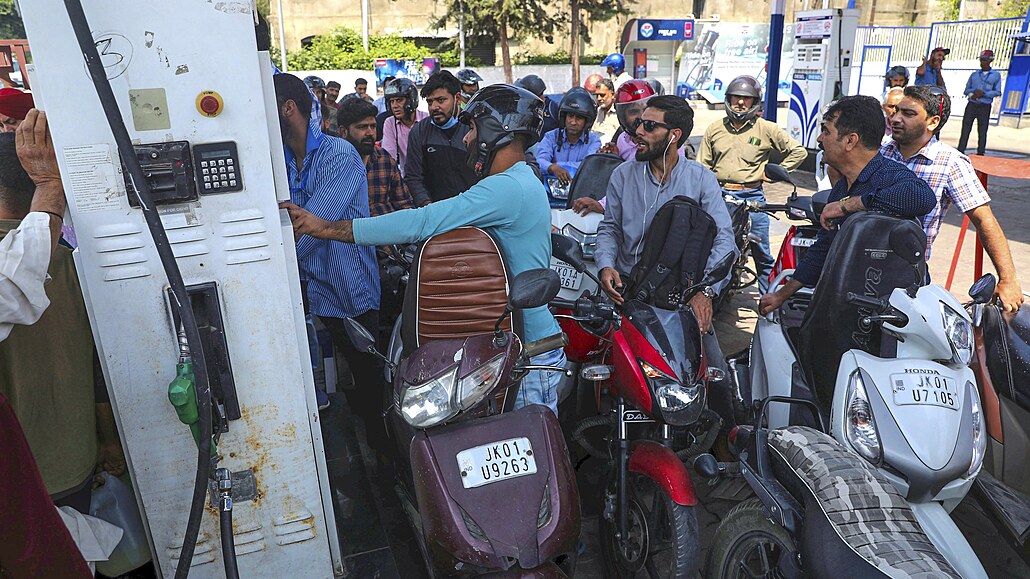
[787,8,858,149]
[19,1,341,577]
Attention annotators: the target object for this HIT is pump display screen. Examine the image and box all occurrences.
[192,141,243,193]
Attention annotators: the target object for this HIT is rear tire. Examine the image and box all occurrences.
[705,497,796,579]
[599,474,699,578]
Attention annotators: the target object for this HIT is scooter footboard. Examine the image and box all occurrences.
[410,405,580,573]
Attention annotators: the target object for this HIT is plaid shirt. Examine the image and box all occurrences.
[366,146,415,217]
[880,138,990,259]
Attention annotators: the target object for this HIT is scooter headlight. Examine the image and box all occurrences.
[966,381,987,478]
[640,360,704,426]
[941,303,973,366]
[401,365,459,428]
[845,370,882,466]
[457,354,506,410]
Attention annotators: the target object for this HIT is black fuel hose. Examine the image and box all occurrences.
[62,1,216,577]
[219,497,240,579]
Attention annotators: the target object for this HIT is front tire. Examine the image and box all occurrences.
[599,474,699,578]
[705,497,796,579]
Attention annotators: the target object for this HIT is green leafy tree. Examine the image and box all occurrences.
[1000,0,1030,18]
[0,0,25,39]
[570,0,632,87]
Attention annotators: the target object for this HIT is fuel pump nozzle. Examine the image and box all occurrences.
[168,327,217,456]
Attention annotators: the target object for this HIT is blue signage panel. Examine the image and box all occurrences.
[637,19,695,41]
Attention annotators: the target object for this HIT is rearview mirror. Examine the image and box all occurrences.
[968,273,996,304]
[509,268,561,310]
[551,232,587,272]
[702,251,736,287]
[888,223,925,265]
[343,318,378,354]
[764,164,793,184]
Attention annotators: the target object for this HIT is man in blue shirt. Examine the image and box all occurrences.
[915,47,949,90]
[958,49,1003,157]
[536,88,602,185]
[759,96,936,315]
[281,84,567,414]
[273,74,386,436]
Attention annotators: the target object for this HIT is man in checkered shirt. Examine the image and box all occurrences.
[881,85,1023,312]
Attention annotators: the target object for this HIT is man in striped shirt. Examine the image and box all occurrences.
[882,85,1023,312]
[274,74,388,442]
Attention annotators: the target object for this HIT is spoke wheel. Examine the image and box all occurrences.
[599,473,699,578]
[706,498,796,579]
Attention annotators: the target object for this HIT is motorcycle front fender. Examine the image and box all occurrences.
[628,440,697,506]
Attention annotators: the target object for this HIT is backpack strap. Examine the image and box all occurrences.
[679,207,717,290]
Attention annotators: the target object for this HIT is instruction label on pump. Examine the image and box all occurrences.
[63,143,125,213]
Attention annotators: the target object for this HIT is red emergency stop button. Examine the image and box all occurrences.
[196,91,224,117]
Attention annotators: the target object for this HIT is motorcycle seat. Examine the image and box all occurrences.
[402,227,522,351]
[768,426,961,578]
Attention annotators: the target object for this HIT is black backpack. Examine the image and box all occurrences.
[625,195,718,310]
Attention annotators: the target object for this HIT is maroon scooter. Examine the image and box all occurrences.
[345,231,580,577]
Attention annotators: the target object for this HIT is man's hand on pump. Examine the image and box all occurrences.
[279,201,355,243]
[600,267,624,305]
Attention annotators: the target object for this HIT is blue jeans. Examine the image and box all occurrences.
[515,347,566,415]
[724,187,775,294]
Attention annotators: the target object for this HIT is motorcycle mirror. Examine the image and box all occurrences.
[551,232,587,272]
[888,222,925,265]
[343,318,378,355]
[969,273,997,304]
[811,189,831,220]
[509,268,562,310]
[764,163,792,184]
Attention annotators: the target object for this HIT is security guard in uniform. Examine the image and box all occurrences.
[698,75,806,294]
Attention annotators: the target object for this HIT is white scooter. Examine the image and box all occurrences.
[548,153,622,301]
[706,210,988,578]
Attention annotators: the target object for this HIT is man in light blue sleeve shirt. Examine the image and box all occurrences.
[281,84,567,414]
[958,49,1003,156]
[536,89,602,185]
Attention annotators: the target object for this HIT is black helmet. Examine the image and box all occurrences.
[885,65,910,87]
[455,68,484,86]
[303,75,326,92]
[384,78,419,114]
[458,84,544,177]
[514,74,546,98]
[558,87,597,132]
[724,75,762,125]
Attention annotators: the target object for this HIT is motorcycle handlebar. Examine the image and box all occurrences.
[847,292,888,311]
[550,298,577,310]
[524,332,568,358]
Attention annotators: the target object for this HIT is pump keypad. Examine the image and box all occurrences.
[192,141,242,193]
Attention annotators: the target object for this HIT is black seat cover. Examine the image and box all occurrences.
[981,303,1030,413]
[565,153,622,208]
[797,213,926,406]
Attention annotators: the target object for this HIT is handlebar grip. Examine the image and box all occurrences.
[549,299,577,310]
[524,332,568,358]
[847,292,887,310]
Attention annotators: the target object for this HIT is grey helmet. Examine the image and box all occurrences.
[384,78,419,114]
[458,84,545,177]
[724,75,762,125]
[514,74,546,98]
[455,68,484,86]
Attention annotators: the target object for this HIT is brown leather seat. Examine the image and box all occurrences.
[402,227,520,350]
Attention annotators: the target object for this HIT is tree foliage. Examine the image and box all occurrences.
[285,26,473,71]
[0,0,25,39]
[999,0,1030,18]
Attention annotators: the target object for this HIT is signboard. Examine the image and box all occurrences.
[677,21,797,100]
[373,57,441,86]
[796,15,833,39]
[637,19,696,41]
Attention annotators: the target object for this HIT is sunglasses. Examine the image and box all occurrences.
[634,118,673,132]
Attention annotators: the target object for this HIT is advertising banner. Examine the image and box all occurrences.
[677,21,796,103]
[373,58,441,87]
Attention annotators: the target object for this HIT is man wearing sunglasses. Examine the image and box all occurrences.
[698,75,807,294]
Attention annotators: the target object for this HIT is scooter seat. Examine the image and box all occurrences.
[980,303,1030,414]
[768,426,961,579]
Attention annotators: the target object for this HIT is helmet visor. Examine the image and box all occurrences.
[615,97,651,133]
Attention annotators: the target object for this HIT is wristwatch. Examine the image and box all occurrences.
[838,197,850,216]
[700,286,717,301]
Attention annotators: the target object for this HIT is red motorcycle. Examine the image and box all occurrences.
[550,233,733,578]
[762,164,830,286]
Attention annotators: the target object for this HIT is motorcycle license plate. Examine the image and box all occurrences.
[550,258,583,290]
[791,236,816,247]
[456,437,537,489]
[890,373,958,410]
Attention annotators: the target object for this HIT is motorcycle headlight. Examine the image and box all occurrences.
[845,370,882,466]
[562,224,597,259]
[941,303,973,366]
[966,381,987,478]
[639,360,704,426]
[457,354,506,410]
[401,365,459,428]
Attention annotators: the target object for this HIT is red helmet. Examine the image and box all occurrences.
[583,73,605,93]
[614,79,656,133]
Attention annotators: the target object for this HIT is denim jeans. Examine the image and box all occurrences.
[515,347,566,415]
[724,187,775,294]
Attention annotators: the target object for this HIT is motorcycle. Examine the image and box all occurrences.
[762,163,830,288]
[348,227,581,577]
[551,233,734,578]
[706,208,988,578]
[965,273,1030,562]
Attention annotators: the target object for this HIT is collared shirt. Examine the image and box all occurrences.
[793,153,937,287]
[366,146,415,217]
[0,212,52,342]
[595,158,739,294]
[880,138,990,260]
[352,162,560,342]
[594,107,620,143]
[698,117,808,184]
[613,71,633,90]
[536,128,602,172]
[381,111,429,177]
[286,126,380,320]
[963,69,1002,105]
[915,67,942,87]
